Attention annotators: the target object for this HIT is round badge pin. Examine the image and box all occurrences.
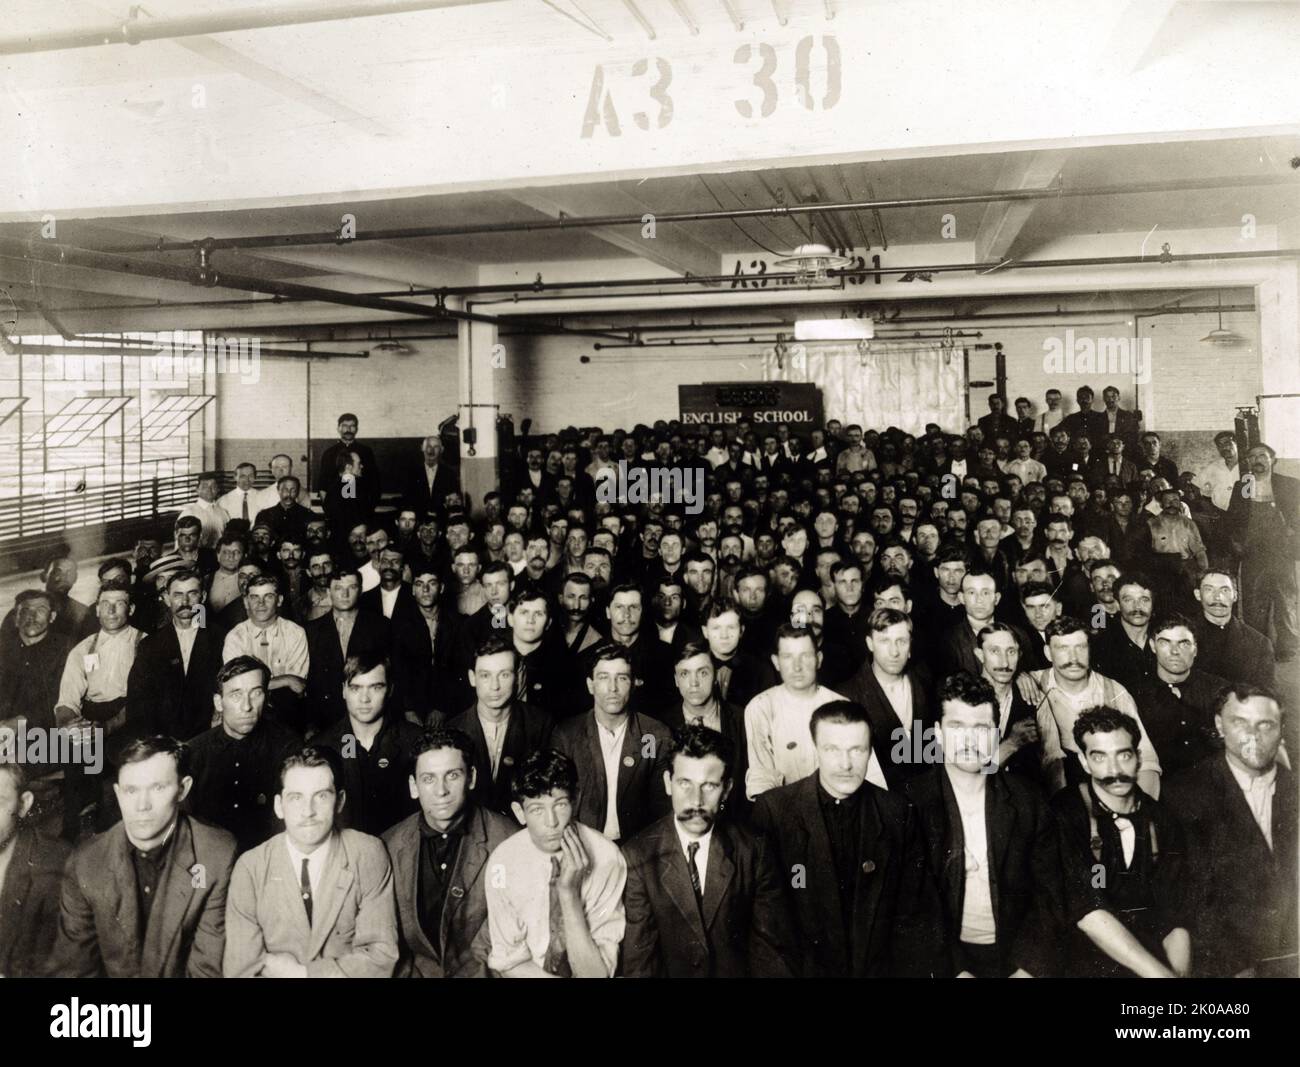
[786,741,798,750]
[623,755,635,767]
[450,886,465,898]
[861,860,876,874]
[377,757,390,769]
[502,755,514,766]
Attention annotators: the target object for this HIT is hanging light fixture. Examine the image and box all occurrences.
[1200,290,1244,346]
[774,241,853,285]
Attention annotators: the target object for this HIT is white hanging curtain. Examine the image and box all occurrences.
[762,340,967,435]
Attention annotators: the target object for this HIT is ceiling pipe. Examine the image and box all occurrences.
[593,332,984,349]
[0,0,506,56]
[0,236,633,342]
[9,341,369,359]
[86,174,1299,255]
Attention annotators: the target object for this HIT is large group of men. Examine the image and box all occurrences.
[0,387,1295,979]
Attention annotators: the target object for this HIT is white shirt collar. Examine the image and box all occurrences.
[285,834,333,896]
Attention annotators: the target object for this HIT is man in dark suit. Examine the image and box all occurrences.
[753,699,936,977]
[316,412,380,515]
[125,567,224,741]
[840,608,936,792]
[401,435,460,520]
[186,657,302,853]
[976,394,1020,444]
[622,724,794,977]
[1134,432,1180,487]
[551,643,672,843]
[0,762,72,977]
[1166,684,1297,977]
[658,640,750,821]
[586,583,674,716]
[906,672,1070,977]
[1091,434,1138,487]
[381,727,516,977]
[322,449,370,541]
[1100,386,1143,456]
[1228,442,1300,660]
[306,568,391,730]
[1193,569,1276,690]
[1060,386,1109,455]
[46,736,237,977]
[447,635,553,816]
[360,545,434,721]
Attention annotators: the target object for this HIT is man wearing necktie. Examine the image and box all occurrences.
[484,749,626,977]
[622,724,795,977]
[219,462,260,531]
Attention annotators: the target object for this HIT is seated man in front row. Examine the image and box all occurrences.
[485,749,626,977]
[223,746,399,977]
[382,727,517,977]
[622,724,795,977]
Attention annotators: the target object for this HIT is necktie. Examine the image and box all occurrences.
[543,855,571,977]
[715,663,733,699]
[242,492,249,521]
[687,841,703,908]
[300,857,313,925]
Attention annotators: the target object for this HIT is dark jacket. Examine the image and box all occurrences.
[657,698,752,822]
[551,710,673,842]
[905,767,1069,977]
[305,609,391,729]
[317,716,425,837]
[840,662,937,792]
[447,701,554,816]
[622,815,795,977]
[1165,755,1298,977]
[46,814,237,977]
[0,828,72,977]
[360,585,434,720]
[381,804,516,977]
[125,623,225,741]
[1193,616,1274,690]
[752,774,936,977]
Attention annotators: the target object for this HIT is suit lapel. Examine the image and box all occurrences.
[583,715,608,821]
[442,809,489,952]
[701,825,735,931]
[273,836,313,946]
[108,827,143,972]
[793,777,841,917]
[851,789,887,965]
[655,824,708,941]
[308,833,355,960]
[616,713,640,808]
[144,817,199,976]
[0,831,35,959]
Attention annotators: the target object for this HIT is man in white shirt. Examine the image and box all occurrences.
[217,463,259,528]
[1039,388,1065,434]
[485,749,626,977]
[745,624,887,800]
[252,454,294,516]
[179,472,229,549]
[1195,430,1241,513]
[358,527,388,593]
[222,575,310,705]
[703,427,730,469]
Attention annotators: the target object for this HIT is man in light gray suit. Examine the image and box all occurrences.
[224,745,399,977]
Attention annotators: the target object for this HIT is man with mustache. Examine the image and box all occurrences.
[1091,571,1158,691]
[1193,568,1275,690]
[1166,684,1297,976]
[973,623,1041,782]
[622,724,794,977]
[1051,706,1189,977]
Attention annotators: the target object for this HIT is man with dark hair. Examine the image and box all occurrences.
[448,635,553,815]
[622,725,794,977]
[972,623,1041,781]
[360,543,433,722]
[753,699,933,976]
[906,672,1069,977]
[938,566,1028,679]
[1166,684,1297,976]
[1193,568,1275,690]
[317,412,380,515]
[253,475,315,548]
[823,560,871,673]
[841,608,936,791]
[597,581,673,714]
[381,727,516,977]
[508,583,563,715]
[1052,706,1189,978]
[977,394,1020,444]
[1091,570,1157,691]
[316,654,424,836]
[485,749,626,977]
[222,573,310,731]
[0,589,73,737]
[305,568,389,731]
[186,656,302,853]
[224,745,399,977]
[126,567,224,741]
[1125,613,1228,776]
[0,761,72,977]
[47,736,237,977]
[733,564,780,662]
[552,644,672,841]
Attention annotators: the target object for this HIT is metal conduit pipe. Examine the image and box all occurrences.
[593,332,984,349]
[0,0,506,55]
[88,174,1298,254]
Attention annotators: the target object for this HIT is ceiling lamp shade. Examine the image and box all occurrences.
[773,242,853,284]
[1200,290,1244,346]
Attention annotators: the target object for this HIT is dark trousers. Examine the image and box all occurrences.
[958,941,1006,978]
[1241,557,1299,657]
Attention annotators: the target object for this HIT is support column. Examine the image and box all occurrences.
[1258,253,1300,471]
[456,312,500,517]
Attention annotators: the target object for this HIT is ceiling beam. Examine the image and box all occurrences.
[504,188,721,278]
[973,150,1068,263]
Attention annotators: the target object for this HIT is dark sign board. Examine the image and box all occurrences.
[679,382,824,428]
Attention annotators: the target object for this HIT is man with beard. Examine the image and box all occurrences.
[382,727,516,977]
[186,656,302,852]
[275,536,310,622]
[1052,707,1189,977]
[1193,568,1275,690]
[317,412,380,514]
[1166,684,1296,976]
[622,725,794,977]
[126,567,224,741]
[317,653,424,836]
[1228,442,1300,660]
[518,535,549,587]
[552,644,672,842]
[299,550,335,623]
[304,568,387,732]
[556,572,605,710]
[715,533,745,603]
[841,609,936,791]
[448,636,553,815]
[1092,571,1157,691]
